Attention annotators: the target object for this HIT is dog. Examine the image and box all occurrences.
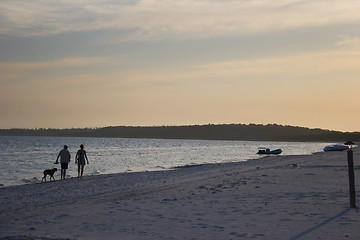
[42,168,57,182]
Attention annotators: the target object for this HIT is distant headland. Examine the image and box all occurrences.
[1,124,359,142]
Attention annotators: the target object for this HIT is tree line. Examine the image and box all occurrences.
[1,124,360,142]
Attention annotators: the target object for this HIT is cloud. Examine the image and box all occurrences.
[131,44,360,89]
[1,0,360,40]
[0,57,115,84]
[2,41,360,90]
[194,48,360,79]
[335,35,360,49]
[0,57,111,69]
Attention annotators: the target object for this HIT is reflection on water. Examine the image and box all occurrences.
[0,136,331,187]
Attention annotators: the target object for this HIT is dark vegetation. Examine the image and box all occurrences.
[1,124,359,142]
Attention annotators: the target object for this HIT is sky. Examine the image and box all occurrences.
[1,0,360,132]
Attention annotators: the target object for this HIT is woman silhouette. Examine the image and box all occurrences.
[75,144,89,178]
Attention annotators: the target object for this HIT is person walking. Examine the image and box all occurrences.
[55,145,71,180]
[75,144,89,178]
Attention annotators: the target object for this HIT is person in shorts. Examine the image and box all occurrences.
[55,145,71,179]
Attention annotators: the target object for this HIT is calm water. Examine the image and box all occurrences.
[0,136,331,187]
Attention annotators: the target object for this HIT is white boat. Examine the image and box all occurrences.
[323,144,349,152]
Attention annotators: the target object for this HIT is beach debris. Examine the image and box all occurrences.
[291,163,301,168]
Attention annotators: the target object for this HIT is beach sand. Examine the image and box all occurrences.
[1,148,360,240]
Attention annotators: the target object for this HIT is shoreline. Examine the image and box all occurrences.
[0,136,332,188]
[1,149,360,239]
[0,150,325,189]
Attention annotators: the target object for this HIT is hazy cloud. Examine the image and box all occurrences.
[2,0,360,131]
[1,0,360,40]
[0,57,114,83]
[335,35,360,49]
[196,50,360,78]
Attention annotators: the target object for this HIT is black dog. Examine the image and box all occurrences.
[42,168,57,182]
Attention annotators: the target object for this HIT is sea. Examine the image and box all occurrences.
[0,136,332,187]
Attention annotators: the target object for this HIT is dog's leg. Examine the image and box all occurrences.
[42,173,46,182]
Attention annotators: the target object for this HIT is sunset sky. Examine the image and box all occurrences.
[1,0,360,132]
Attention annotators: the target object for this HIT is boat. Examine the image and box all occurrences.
[257,147,282,155]
[323,144,349,152]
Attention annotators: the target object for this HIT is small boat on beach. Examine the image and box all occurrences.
[323,144,349,152]
[257,147,282,155]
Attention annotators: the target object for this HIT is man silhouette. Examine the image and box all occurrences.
[55,145,71,179]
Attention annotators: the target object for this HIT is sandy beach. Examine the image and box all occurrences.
[1,148,359,240]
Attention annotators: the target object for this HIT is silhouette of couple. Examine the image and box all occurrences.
[55,144,89,179]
